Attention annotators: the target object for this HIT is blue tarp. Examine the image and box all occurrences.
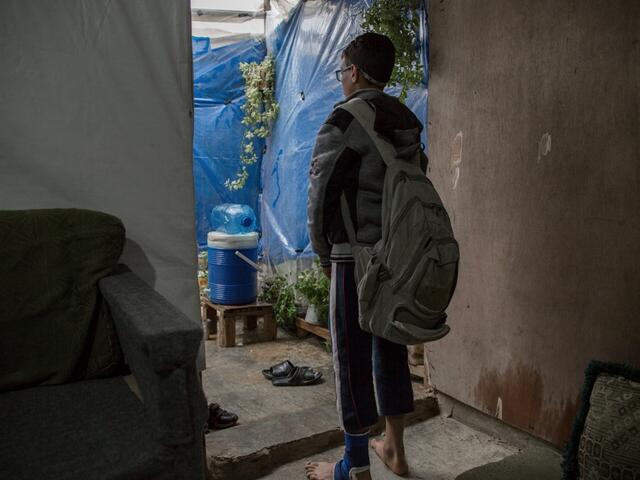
[191,0,428,261]
[260,0,428,264]
[192,38,266,248]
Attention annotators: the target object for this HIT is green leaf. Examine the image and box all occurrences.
[295,260,329,308]
[361,0,424,102]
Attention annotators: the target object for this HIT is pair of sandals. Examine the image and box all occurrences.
[262,360,323,386]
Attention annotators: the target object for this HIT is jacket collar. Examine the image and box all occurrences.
[334,88,388,108]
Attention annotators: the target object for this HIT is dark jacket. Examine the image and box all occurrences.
[307,88,427,266]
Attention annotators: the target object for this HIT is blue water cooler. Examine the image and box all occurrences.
[207,231,259,305]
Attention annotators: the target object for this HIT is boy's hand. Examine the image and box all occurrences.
[322,265,332,279]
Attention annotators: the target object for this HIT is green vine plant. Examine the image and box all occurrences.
[361,0,424,102]
[225,54,279,191]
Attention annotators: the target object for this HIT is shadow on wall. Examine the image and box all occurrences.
[121,239,156,289]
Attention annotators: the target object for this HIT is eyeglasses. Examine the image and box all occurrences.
[334,65,353,82]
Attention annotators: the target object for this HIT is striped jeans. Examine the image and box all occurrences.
[329,261,415,433]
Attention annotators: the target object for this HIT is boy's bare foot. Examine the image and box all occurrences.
[304,461,372,480]
[305,461,334,480]
[371,437,409,476]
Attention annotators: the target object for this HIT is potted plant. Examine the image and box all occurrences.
[258,273,297,330]
[296,261,330,326]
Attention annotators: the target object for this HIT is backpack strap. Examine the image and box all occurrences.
[337,97,397,247]
[337,97,398,168]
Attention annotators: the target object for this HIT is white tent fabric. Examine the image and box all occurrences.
[191,0,264,12]
[0,1,202,350]
[191,19,265,46]
[190,0,266,45]
[189,0,298,45]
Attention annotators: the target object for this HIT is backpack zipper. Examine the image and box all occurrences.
[387,197,443,242]
[391,236,458,293]
[391,235,432,293]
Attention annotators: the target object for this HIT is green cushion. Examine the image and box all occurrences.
[0,209,126,393]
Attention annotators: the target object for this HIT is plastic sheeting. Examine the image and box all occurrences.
[192,38,266,248]
[261,0,428,265]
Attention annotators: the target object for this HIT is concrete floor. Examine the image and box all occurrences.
[258,417,562,480]
[202,322,437,479]
[202,321,335,425]
[201,322,562,480]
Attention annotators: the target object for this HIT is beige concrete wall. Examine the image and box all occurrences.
[426,0,640,446]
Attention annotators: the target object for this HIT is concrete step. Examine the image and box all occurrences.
[206,385,439,480]
[257,416,562,480]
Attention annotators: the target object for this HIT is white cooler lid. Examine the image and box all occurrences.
[207,231,259,250]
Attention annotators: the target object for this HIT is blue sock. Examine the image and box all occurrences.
[334,432,370,480]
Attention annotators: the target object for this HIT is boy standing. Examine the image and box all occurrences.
[306,33,428,480]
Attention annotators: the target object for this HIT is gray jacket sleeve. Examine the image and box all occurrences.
[307,121,346,267]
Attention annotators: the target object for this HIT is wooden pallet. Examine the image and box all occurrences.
[202,299,276,347]
[408,344,424,366]
[294,317,432,387]
[409,363,426,382]
[295,317,330,341]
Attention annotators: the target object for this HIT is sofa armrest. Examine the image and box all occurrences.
[99,270,207,448]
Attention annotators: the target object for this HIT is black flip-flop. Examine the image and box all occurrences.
[262,360,296,380]
[271,366,322,386]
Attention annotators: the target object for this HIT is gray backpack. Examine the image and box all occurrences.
[337,98,458,345]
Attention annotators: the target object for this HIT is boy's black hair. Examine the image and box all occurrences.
[343,32,395,86]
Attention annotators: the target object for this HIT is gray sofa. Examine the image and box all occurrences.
[0,209,208,479]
